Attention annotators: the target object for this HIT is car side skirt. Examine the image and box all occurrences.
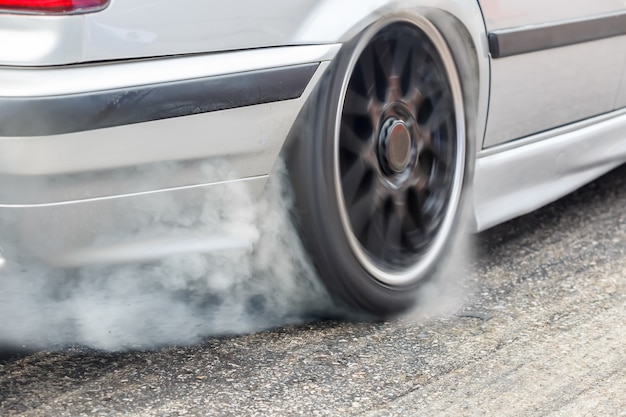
[473,108,626,231]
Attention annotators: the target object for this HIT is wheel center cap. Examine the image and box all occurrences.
[386,121,412,173]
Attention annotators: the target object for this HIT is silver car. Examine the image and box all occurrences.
[1,0,625,317]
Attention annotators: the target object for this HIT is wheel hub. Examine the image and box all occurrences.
[379,119,412,174]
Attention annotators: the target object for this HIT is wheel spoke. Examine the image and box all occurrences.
[414,67,445,104]
[404,178,448,246]
[406,187,427,229]
[419,62,440,88]
[422,95,454,132]
[383,196,406,253]
[373,41,392,101]
[419,129,433,152]
[433,95,454,122]
[340,120,367,156]
[358,48,377,96]
[404,228,427,250]
[384,217,404,262]
[425,129,451,166]
[421,199,442,233]
[348,187,377,241]
[408,158,431,190]
[393,39,412,78]
[414,55,440,92]
[408,51,426,88]
[373,40,393,81]
[404,85,425,110]
[424,120,456,177]
[343,89,371,117]
[426,168,447,190]
[341,158,372,206]
[363,207,386,258]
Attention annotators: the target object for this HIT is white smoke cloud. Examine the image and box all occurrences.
[0,160,341,351]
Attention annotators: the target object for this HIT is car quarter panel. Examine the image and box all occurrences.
[0,0,487,67]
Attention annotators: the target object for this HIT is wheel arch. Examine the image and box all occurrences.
[420,7,489,156]
[283,2,490,232]
[286,1,489,158]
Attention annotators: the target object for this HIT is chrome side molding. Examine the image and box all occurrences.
[489,11,626,58]
[0,63,319,137]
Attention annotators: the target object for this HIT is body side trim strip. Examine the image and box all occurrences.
[0,63,319,137]
[489,11,626,58]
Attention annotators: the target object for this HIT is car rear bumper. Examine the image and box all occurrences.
[0,44,338,269]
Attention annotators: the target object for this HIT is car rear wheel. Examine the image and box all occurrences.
[287,17,470,317]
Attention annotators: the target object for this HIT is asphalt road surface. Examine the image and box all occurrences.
[1,164,625,416]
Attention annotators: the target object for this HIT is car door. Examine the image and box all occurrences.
[479,0,626,147]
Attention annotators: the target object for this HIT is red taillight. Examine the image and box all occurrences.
[0,0,109,14]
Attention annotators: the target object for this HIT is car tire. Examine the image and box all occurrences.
[286,16,472,318]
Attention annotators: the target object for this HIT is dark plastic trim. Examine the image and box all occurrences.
[0,63,319,137]
[489,11,626,58]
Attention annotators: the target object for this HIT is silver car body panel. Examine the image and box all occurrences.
[479,0,626,147]
[0,44,337,97]
[0,0,625,268]
[0,0,486,66]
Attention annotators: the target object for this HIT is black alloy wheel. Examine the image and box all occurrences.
[287,17,469,317]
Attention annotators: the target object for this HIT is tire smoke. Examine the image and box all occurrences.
[0,161,341,351]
